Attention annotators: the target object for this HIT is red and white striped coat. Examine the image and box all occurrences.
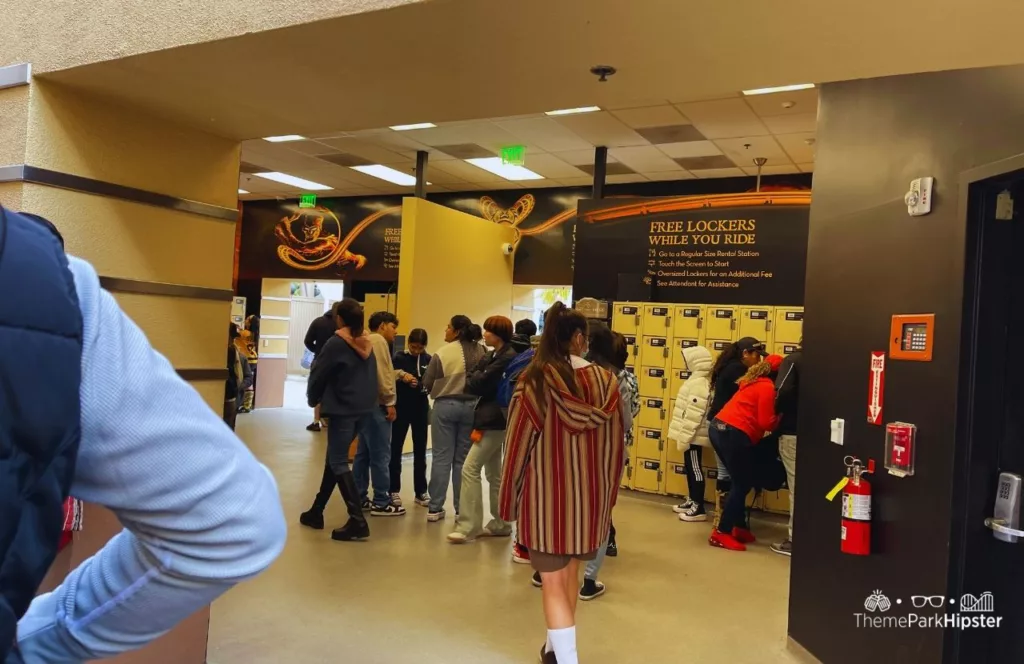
[498,363,623,556]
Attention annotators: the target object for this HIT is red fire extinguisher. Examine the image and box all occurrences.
[840,456,874,556]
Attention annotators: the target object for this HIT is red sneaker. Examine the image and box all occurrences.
[512,543,531,564]
[709,530,747,551]
[732,527,756,544]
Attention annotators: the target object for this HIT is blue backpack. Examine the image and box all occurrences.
[497,348,534,408]
[0,208,83,663]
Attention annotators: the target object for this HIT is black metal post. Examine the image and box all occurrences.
[592,146,608,199]
[415,150,429,199]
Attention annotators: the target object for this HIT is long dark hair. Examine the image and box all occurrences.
[408,328,428,346]
[524,301,588,397]
[711,341,743,384]
[451,315,482,343]
[335,298,365,337]
[589,325,628,374]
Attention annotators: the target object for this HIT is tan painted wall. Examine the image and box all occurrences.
[0,85,28,164]
[397,198,514,348]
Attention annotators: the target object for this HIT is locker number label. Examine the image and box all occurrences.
[714,341,730,350]
[678,371,692,379]
[623,335,636,345]
[642,429,660,440]
[784,345,798,354]
[621,306,638,315]
[680,339,697,348]
[647,368,665,378]
[716,309,734,317]
[643,460,661,471]
[682,309,700,317]
[749,310,769,319]
[786,311,804,321]
[649,337,667,347]
[650,307,669,316]
[646,398,663,408]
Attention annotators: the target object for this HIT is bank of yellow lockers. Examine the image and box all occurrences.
[738,306,774,348]
[612,302,643,367]
[773,307,804,356]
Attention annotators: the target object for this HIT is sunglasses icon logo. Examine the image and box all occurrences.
[911,595,946,608]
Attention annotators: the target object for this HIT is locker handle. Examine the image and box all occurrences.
[662,346,669,359]
[766,320,773,332]
[698,317,703,330]
[730,319,736,331]
[634,315,641,327]
[658,440,664,452]
[660,408,666,420]
[661,378,668,390]
[664,316,671,328]
[657,470,663,483]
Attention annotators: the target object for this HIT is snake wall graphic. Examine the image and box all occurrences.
[238,175,812,285]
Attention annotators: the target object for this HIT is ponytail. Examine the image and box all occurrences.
[524,301,588,397]
[711,341,742,383]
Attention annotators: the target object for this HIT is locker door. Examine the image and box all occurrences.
[671,338,699,370]
[774,342,800,357]
[642,304,672,335]
[705,307,738,342]
[638,366,668,398]
[708,339,733,363]
[623,334,639,367]
[774,307,804,344]
[738,306,773,346]
[665,462,689,497]
[612,302,643,336]
[621,450,635,490]
[640,335,670,369]
[635,427,663,461]
[672,305,704,341]
[669,368,692,399]
[633,459,663,494]
[666,437,684,465]
[638,397,667,431]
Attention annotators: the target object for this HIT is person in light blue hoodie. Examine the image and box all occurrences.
[2,208,286,663]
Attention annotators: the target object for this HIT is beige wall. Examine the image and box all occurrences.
[397,198,515,348]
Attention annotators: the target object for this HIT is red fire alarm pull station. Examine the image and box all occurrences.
[890,314,935,361]
[885,422,917,477]
[867,352,886,425]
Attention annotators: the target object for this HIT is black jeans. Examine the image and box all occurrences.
[709,420,754,534]
[390,400,430,495]
[685,446,706,509]
[313,413,369,509]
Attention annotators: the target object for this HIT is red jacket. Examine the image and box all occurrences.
[715,377,779,443]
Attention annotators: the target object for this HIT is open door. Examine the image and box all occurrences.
[952,171,1024,661]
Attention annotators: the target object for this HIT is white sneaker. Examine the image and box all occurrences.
[672,499,695,514]
[427,509,446,522]
[414,493,430,507]
[446,531,473,544]
[390,493,403,507]
[678,503,708,522]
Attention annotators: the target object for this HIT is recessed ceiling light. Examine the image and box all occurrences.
[262,135,306,142]
[238,189,249,195]
[389,122,437,131]
[544,106,601,116]
[465,157,544,181]
[742,83,815,96]
[351,164,429,186]
[253,172,331,190]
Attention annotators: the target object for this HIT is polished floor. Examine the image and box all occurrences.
[209,407,802,664]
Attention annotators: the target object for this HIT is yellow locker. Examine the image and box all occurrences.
[666,438,684,465]
[738,306,773,346]
[672,305,705,342]
[623,334,639,367]
[642,304,672,335]
[709,339,733,362]
[705,307,738,342]
[671,338,700,370]
[638,397,668,431]
[612,302,643,336]
[640,335,670,369]
[635,427,663,461]
[774,307,804,344]
[775,342,800,356]
[665,462,689,497]
[621,451,635,490]
[669,368,691,399]
[638,366,668,398]
[633,459,663,494]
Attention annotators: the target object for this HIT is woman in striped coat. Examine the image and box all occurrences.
[499,302,624,664]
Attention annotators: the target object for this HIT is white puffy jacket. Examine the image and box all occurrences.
[667,345,712,450]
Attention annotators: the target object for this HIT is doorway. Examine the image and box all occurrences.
[951,168,1024,661]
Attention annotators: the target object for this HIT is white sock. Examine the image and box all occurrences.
[548,627,578,664]
[545,635,552,653]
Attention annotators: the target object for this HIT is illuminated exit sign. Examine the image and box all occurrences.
[299,193,317,208]
[500,145,526,166]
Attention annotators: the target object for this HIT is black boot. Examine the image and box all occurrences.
[299,508,325,530]
[332,470,370,541]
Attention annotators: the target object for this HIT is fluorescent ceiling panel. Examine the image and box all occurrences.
[238,189,250,194]
[545,106,601,116]
[252,172,332,190]
[742,83,815,96]
[262,135,306,142]
[351,164,425,186]
[389,122,437,131]
[465,157,544,181]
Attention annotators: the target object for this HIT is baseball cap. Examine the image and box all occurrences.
[736,337,767,356]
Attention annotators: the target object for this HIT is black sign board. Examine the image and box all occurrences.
[749,310,769,319]
[648,337,667,347]
[647,368,665,378]
[642,429,660,440]
[646,398,663,408]
[680,339,698,348]
[682,308,700,317]
[786,311,804,321]
[643,460,661,470]
[621,305,639,315]
[650,306,669,316]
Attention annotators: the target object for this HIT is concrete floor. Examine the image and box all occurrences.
[209,408,802,664]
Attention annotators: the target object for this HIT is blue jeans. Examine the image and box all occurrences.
[428,398,476,513]
[353,406,393,509]
[585,534,609,581]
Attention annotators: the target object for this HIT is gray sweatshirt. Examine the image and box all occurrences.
[423,340,486,401]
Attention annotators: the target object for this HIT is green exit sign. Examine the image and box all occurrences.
[500,145,526,166]
[299,193,317,208]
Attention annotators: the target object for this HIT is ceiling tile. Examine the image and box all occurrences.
[667,91,740,104]
[515,153,589,179]
[611,105,689,129]
[400,121,523,153]
[607,174,648,184]
[646,170,696,181]
[713,136,789,165]
[798,163,815,173]
[495,117,593,152]
[776,132,817,163]
[314,137,410,164]
[430,159,506,184]
[433,143,496,159]
[551,112,649,148]
[603,99,672,111]
[608,145,683,173]
[318,152,374,167]
[743,87,818,117]
[676,98,770,139]
[763,113,817,135]
[552,149,619,166]
[280,140,340,156]
[578,162,635,176]
[675,155,736,170]
[690,167,747,179]
[740,164,802,176]
[636,124,706,145]
[555,177,596,188]
[658,140,723,159]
